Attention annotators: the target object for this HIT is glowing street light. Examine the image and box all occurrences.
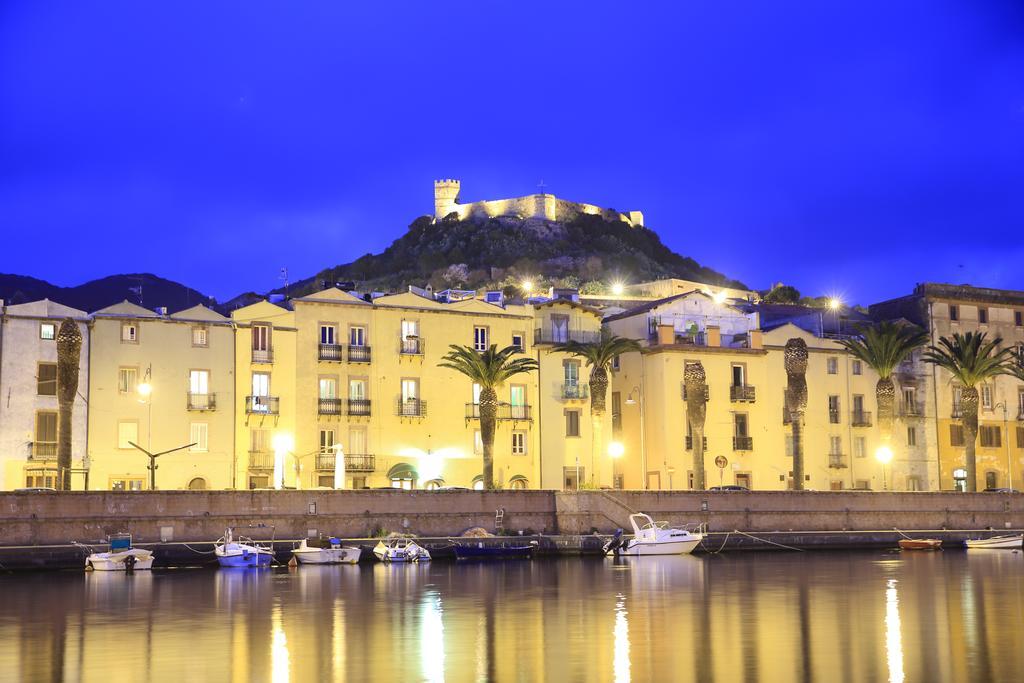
[272,433,293,490]
[828,297,842,311]
[521,280,534,294]
[713,290,727,305]
[608,442,625,458]
[876,445,893,491]
[611,282,624,296]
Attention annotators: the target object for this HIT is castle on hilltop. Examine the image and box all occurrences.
[433,180,644,227]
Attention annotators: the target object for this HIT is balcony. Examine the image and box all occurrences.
[347,399,371,417]
[952,405,963,419]
[465,403,533,421]
[901,402,924,418]
[561,383,589,401]
[681,384,710,401]
[315,452,376,472]
[828,454,848,469]
[828,409,840,424]
[397,398,427,417]
[246,395,280,415]
[400,338,424,355]
[31,442,58,460]
[319,344,343,362]
[534,328,602,345]
[318,398,343,416]
[733,436,753,451]
[248,450,274,470]
[348,345,371,363]
[851,411,873,427]
[187,393,216,411]
[252,348,273,364]
[729,385,756,402]
[685,436,708,450]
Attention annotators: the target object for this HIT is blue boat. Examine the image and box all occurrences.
[453,541,536,561]
[215,527,275,568]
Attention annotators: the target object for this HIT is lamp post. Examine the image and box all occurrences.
[995,401,1011,491]
[333,443,347,490]
[608,441,624,489]
[137,365,153,452]
[875,445,894,491]
[272,433,294,490]
[625,386,647,489]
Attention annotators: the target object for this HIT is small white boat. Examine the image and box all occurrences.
[373,538,431,563]
[292,537,362,565]
[85,533,154,571]
[215,527,275,568]
[965,534,1023,550]
[603,513,704,556]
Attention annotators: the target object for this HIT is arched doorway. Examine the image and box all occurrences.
[509,476,528,490]
[188,477,207,491]
[387,463,418,490]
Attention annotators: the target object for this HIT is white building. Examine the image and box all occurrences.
[0,299,90,489]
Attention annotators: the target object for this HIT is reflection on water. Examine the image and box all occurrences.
[0,552,1022,682]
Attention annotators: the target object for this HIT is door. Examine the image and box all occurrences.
[319,378,337,399]
[735,472,752,490]
[350,428,367,456]
[564,466,585,490]
[252,373,270,412]
[646,471,662,490]
[401,379,419,415]
[190,370,210,409]
[510,385,526,419]
[732,364,744,387]
[551,315,569,343]
[320,325,336,345]
[349,379,366,401]
[350,326,365,346]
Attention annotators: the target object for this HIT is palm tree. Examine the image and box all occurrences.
[439,344,538,489]
[924,332,1014,492]
[55,318,83,490]
[684,361,708,490]
[784,338,809,490]
[555,334,641,485]
[837,322,928,445]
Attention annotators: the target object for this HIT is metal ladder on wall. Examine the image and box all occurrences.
[495,507,505,531]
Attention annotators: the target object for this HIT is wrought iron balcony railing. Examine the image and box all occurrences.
[465,403,533,421]
[348,345,371,363]
[252,348,273,364]
[533,328,602,345]
[318,344,343,362]
[901,402,924,418]
[681,384,710,401]
[31,442,58,460]
[315,453,376,472]
[318,398,343,415]
[685,436,708,451]
[248,450,274,470]
[952,405,963,419]
[187,393,216,411]
[828,408,840,424]
[851,411,873,427]
[400,338,424,355]
[828,454,848,469]
[347,399,371,417]
[397,398,427,417]
[246,396,280,415]
[561,383,589,400]
[732,436,754,451]
[729,385,756,402]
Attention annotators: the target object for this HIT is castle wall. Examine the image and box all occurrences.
[433,180,643,226]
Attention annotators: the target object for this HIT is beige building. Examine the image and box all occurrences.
[87,301,236,490]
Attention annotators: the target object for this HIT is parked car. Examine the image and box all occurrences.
[709,485,749,492]
[983,487,1019,493]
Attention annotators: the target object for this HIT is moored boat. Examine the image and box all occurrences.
[453,541,536,561]
[292,537,362,565]
[215,527,275,568]
[898,538,942,551]
[373,538,431,563]
[603,513,704,556]
[85,533,154,571]
[964,534,1023,550]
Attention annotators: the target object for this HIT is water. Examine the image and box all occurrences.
[0,551,1022,682]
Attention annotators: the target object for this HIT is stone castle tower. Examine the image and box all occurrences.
[433,179,644,227]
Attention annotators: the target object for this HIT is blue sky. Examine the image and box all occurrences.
[2,2,1022,304]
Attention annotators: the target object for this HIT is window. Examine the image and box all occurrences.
[252,372,270,397]
[611,392,622,435]
[564,360,580,386]
[473,326,488,351]
[949,304,959,321]
[319,429,335,455]
[509,477,528,490]
[320,324,337,345]
[35,412,58,455]
[37,363,57,396]
[830,481,844,491]
[855,480,871,491]
[981,385,993,410]
[907,426,917,447]
[950,424,965,447]
[731,364,745,387]
[734,413,748,437]
[827,357,838,374]
[192,327,208,347]
[854,436,866,459]
[40,323,56,340]
[319,377,337,399]
[25,470,57,488]
[952,468,967,492]
[611,354,620,371]
[251,428,269,453]
[1016,310,1023,327]
[189,423,208,452]
[980,425,1001,448]
[1017,426,1024,449]
[906,476,922,492]
[349,427,367,455]
[978,307,988,324]
[249,475,270,489]
[472,382,482,405]
[985,471,998,489]
[190,370,210,396]
[852,360,862,375]
[473,430,483,455]
[349,326,366,346]
[565,410,581,437]
[117,421,139,449]
[829,435,842,455]
[252,324,270,351]
[472,477,485,491]
[735,473,752,490]
[118,367,138,394]
[903,387,917,414]
[1019,389,1024,418]
[828,395,840,423]
[510,384,527,419]
[121,322,138,343]
[511,333,524,351]
[550,315,569,343]
[512,431,527,455]
[111,478,144,491]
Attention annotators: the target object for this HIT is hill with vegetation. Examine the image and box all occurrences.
[0,273,214,313]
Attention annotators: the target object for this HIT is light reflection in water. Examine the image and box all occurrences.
[613,592,630,683]
[271,602,290,683]
[885,578,904,683]
[421,590,445,683]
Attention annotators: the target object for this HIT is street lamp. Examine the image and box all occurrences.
[137,365,153,451]
[272,433,293,490]
[608,441,625,458]
[611,282,624,296]
[521,280,534,295]
[875,445,894,491]
[625,386,647,489]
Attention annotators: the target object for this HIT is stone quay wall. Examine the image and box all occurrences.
[0,489,1021,546]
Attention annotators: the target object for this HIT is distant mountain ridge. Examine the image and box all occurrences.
[0,273,214,313]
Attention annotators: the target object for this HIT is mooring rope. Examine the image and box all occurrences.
[732,530,804,552]
[181,543,217,555]
[700,531,732,555]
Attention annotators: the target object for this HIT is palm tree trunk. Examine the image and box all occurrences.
[876,377,895,445]
[785,339,809,491]
[962,387,979,492]
[684,362,708,491]
[590,367,609,486]
[56,319,82,491]
[480,386,498,489]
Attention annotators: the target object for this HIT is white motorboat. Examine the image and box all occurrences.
[964,534,1023,550]
[215,527,275,568]
[85,534,154,571]
[292,537,362,565]
[373,538,431,563]
[603,513,705,556]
